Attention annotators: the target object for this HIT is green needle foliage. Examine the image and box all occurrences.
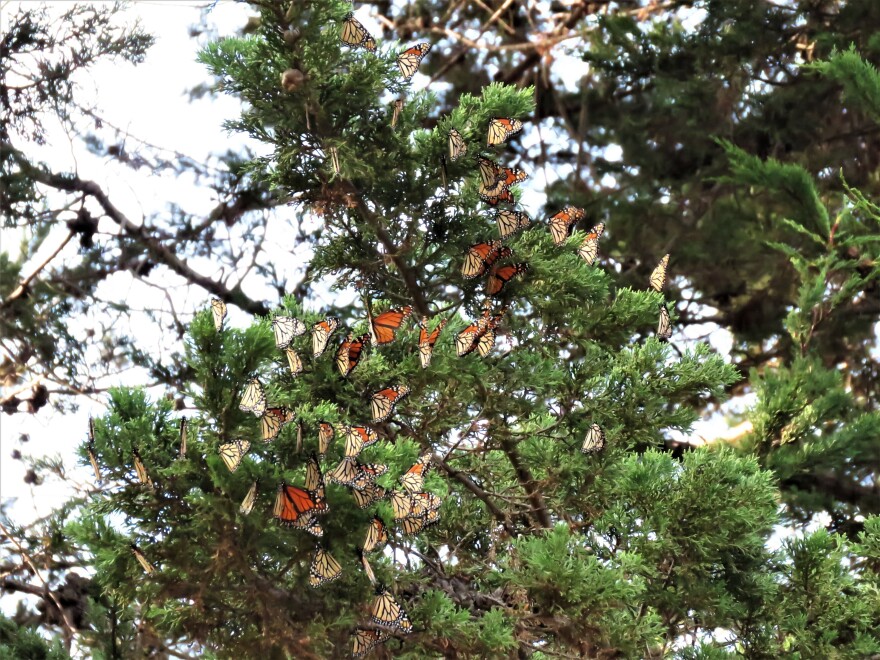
[4,1,880,658]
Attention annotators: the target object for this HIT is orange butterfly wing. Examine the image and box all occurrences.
[371,306,413,345]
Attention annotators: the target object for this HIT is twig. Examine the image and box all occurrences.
[0,519,78,644]
[1,232,74,308]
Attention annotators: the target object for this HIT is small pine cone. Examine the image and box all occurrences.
[280,68,305,93]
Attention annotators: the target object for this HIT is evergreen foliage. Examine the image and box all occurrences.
[2,1,880,657]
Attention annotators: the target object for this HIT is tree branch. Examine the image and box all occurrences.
[498,436,553,529]
[433,455,517,536]
[2,144,270,317]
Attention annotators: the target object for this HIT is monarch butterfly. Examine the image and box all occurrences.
[327,146,340,175]
[413,491,442,512]
[272,316,306,349]
[399,514,427,536]
[239,377,267,417]
[371,586,413,633]
[285,347,303,376]
[388,489,415,519]
[448,129,467,161]
[582,423,606,455]
[370,385,410,423]
[296,516,325,538]
[455,318,490,357]
[456,305,505,357]
[461,241,510,279]
[274,483,323,530]
[312,317,340,358]
[548,206,586,246]
[352,628,390,659]
[487,117,524,146]
[495,209,531,239]
[424,506,441,527]
[358,548,378,585]
[478,167,527,205]
[343,425,380,458]
[178,418,187,458]
[340,13,376,51]
[133,450,152,487]
[418,316,447,369]
[486,262,529,297]
[363,516,389,553]
[649,254,670,292]
[327,457,387,490]
[318,421,335,458]
[657,303,672,342]
[352,482,387,509]
[261,406,295,442]
[369,306,413,345]
[336,333,370,377]
[397,43,430,80]
[309,547,343,587]
[87,418,101,482]
[482,186,515,206]
[210,298,226,332]
[240,481,258,515]
[400,453,432,493]
[478,156,502,187]
[305,454,329,513]
[577,222,606,265]
[131,544,156,575]
[219,439,250,473]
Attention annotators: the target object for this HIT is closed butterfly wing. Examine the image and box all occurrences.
[389,489,414,519]
[548,206,585,246]
[582,423,606,455]
[455,319,488,357]
[487,117,524,146]
[352,627,391,658]
[418,316,447,369]
[352,462,388,491]
[577,222,606,265]
[273,316,306,349]
[312,317,340,358]
[335,334,354,377]
[413,491,442,512]
[461,240,506,279]
[344,425,379,458]
[370,306,413,345]
[481,185,515,206]
[239,377,267,416]
[424,507,441,528]
[371,587,413,633]
[133,450,152,487]
[261,407,294,442]
[486,262,529,296]
[239,481,258,515]
[210,298,227,332]
[309,547,343,587]
[363,516,389,553]
[341,13,376,51]
[87,417,102,482]
[397,42,430,80]
[305,454,328,514]
[370,385,410,423]
[448,128,467,161]
[650,254,670,292]
[399,515,428,536]
[327,456,360,488]
[285,347,303,376]
[495,210,531,239]
[657,303,672,342]
[400,452,432,494]
[317,421,335,458]
[219,439,250,473]
[131,544,156,575]
[352,482,387,509]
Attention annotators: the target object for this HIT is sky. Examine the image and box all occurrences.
[0,0,255,531]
